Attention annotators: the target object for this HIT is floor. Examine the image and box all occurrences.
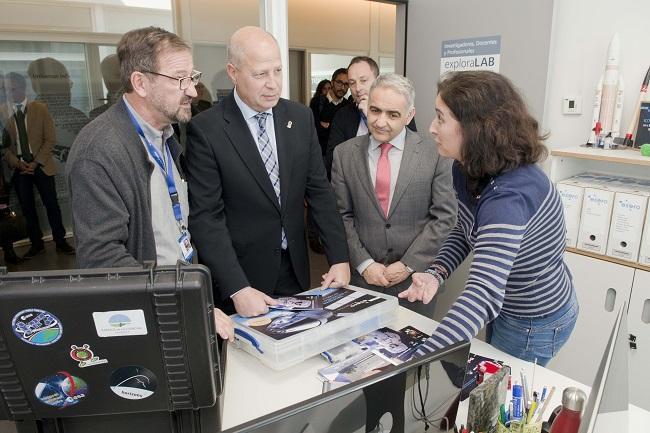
[3,238,330,281]
[0,239,330,432]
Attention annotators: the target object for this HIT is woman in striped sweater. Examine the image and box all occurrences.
[399,71,578,366]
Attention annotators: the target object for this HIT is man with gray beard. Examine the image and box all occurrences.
[66,27,233,339]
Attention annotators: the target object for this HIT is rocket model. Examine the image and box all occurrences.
[622,65,650,147]
[588,34,624,147]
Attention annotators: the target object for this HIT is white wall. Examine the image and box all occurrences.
[405,0,554,139]
[176,0,394,56]
[543,0,650,150]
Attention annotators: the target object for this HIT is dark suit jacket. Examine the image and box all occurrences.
[186,92,349,302]
[325,103,417,176]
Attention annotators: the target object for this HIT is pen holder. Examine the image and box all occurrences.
[497,420,542,433]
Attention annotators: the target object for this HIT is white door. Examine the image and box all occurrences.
[546,252,634,386]
[628,269,650,411]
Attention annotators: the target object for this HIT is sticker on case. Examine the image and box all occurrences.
[34,371,88,408]
[69,344,108,368]
[92,309,147,337]
[12,308,63,346]
[109,366,158,400]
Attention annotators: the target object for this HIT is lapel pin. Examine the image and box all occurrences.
[287,121,292,129]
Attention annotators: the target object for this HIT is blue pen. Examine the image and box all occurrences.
[540,386,548,402]
[234,328,264,354]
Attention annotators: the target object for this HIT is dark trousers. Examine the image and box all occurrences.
[216,248,302,314]
[13,167,66,247]
[275,249,303,296]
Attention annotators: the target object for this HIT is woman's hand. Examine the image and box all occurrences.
[397,272,439,304]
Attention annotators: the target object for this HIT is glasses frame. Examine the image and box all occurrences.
[141,69,202,90]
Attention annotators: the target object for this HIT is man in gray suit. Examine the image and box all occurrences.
[331,73,456,316]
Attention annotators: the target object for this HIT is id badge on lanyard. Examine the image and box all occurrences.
[126,107,194,262]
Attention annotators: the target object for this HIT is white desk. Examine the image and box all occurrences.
[221,307,647,432]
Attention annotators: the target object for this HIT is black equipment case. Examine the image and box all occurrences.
[0,263,222,433]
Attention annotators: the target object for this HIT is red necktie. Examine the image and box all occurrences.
[375,142,392,217]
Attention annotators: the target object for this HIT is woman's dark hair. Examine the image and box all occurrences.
[315,79,330,96]
[437,71,548,196]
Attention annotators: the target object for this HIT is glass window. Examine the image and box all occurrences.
[310,53,355,97]
[379,57,395,74]
[1,40,97,239]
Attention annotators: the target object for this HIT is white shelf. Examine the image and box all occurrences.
[550,146,650,182]
[565,247,650,273]
[551,146,650,166]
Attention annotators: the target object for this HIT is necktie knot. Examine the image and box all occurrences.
[254,112,269,130]
[380,142,392,156]
[15,104,23,114]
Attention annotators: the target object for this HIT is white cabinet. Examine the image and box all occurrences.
[549,146,650,413]
[628,269,650,410]
[547,252,634,386]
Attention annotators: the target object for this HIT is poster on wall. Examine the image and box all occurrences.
[440,35,501,75]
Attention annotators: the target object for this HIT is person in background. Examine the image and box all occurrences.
[311,68,349,156]
[89,54,123,120]
[331,73,456,317]
[325,57,416,177]
[0,74,24,265]
[186,26,350,318]
[191,82,213,115]
[399,71,578,366]
[3,72,75,259]
[309,79,331,109]
[66,26,233,341]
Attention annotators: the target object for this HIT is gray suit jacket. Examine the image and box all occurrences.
[331,129,457,287]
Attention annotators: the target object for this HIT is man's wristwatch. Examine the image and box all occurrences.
[405,265,415,274]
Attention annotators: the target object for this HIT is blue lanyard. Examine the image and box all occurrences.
[125,107,184,225]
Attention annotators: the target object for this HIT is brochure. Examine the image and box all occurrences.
[233,287,386,341]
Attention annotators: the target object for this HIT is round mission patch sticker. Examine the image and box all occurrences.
[34,371,88,408]
[12,308,63,346]
[109,366,158,400]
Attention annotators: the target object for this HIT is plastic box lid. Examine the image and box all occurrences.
[231,285,399,370]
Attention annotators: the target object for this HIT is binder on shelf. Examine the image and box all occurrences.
[577,187,615,255]
[638,198,650,266]
[557,181,585,248]
[606,191,648,262]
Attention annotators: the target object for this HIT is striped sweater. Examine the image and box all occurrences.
[418,162,574,354]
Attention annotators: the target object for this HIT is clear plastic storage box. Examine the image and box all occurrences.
[231,285,398,370]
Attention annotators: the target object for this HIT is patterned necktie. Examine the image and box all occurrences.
[254,113,287,249]
[15,104,33,163]
[375,142,392,217]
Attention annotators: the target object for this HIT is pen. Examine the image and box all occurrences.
[500,404,507,424]
[535,386,555,423]
[521,370,530,410]
[540,386,548,402]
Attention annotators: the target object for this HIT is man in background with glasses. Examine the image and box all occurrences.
[66,26,233,341]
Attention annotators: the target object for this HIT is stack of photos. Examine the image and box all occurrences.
[318,326,429,387]
[232,288,386,341]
